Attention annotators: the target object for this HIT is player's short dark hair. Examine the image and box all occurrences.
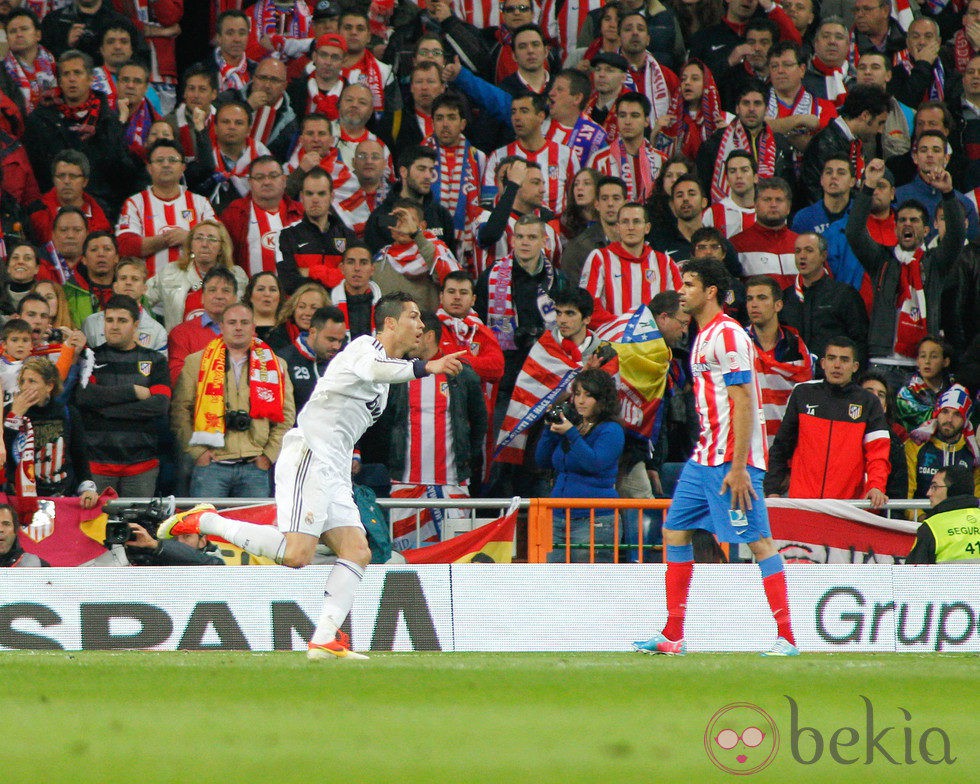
[513,91,549,115]
[216,9,248,32]
[823,335,858,358]
[375,291,417,330]
[839,84,890,121]
[768,40,803,64]
[399,144,437,171]
[342,240,373,261]
[147,138,183,162]
[440,269,475,291]
[2,318,31,339]
[682,257,730,305]
[82,230,117,256]
[181,62,219,92]
[744,275,783,301]
[103,294,140,323]
[215,95,253,123]
[18,292,50,314]
[510,23,544,48]
[670,174,704,198]
[310,305,346,330]
[596,175,628,199]
[431,92,470,122]
[5,8,41,31]
[558,69,592,111]
[690,226,726,248]
[302,166,334,189]
[895,198,930,225]
[202,266,238,294]
[736,79,768,104]
[553,286,594,319]
[937,464,975,497]
[615,91,652,116]
[822,153,855,177]
[725,149,757,173]
[650,289,681,318]
[745,17,778,42]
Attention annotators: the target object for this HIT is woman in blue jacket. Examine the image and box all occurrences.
[536,368,625,562]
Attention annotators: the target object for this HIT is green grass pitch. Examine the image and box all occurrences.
[3,651,977,783]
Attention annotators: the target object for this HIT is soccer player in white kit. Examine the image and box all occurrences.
[158,291,465,660]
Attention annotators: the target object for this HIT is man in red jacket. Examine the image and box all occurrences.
[219,155,303,277]
[730,176,799,290]
[764,336,890,507]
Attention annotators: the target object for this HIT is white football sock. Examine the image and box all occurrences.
[310,559,365,645]
[197,512,286,563]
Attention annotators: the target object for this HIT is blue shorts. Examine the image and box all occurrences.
[664,461,771,544]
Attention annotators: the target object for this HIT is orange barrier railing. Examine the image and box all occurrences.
[527,497,674,564]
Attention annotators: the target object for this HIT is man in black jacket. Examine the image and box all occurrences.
[846,158,965,388]
[74,295,170,497]
[363,145,455,254]
[800,84,889,205]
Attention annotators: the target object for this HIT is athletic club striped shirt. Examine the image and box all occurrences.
[401,373,458,486]
[580,242,682,325]
[690,311,768,470]
[115,187,215,277]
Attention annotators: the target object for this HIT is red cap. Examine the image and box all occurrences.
[315,33,348,53]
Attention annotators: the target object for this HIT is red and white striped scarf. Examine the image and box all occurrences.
[710,123,777,203]
[249,0,312,41]
[335,186,380,238]
[331,280,380,335]
[7,412,37,497]
[668,60,724,161]
[3,48,56,113]
[435,306,484,347]
[486,254,556,351]
[495,328,582,464]
[415,108,434,139]
[215,49,250,92]
[810,56,849,106]
[251,96,284,146]
[306,73,342,118]
[953,29,978,73]
[750,325,814,448]
[626,51,671,121]
[615,138,658,202]
[793,267,827,303]
[341,50,386,112]
[381,230,459,280]
[894,246,927,358]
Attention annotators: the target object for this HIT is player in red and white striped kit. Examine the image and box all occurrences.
[482,93,578,215]
[633,257,798,657]
[580,202,682,327]
[115,139,214,277]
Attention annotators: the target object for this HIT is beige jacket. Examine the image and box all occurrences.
[172,345,295,462]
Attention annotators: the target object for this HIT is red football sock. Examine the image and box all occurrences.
[763,570,796,645]
[661,561,694,641]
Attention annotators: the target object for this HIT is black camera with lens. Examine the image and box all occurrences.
[543,402,582,427]
[102,497,176,548]
[594,341,618,366]
[225,409,252,431]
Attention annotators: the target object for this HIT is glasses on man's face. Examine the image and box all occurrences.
[503,4,531,11]
[193,235,222,245]
[417,48,444,58]
[928,483,948,492]
[254,74,286,84]
[150,156,182,165]
[355,152,384,161]
[249,173,284,182]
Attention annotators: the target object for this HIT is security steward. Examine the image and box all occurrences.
[907,465,980,564]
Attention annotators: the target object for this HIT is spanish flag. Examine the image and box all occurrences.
[400,499,519,564]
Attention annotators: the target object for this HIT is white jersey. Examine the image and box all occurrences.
[292,335,421,477]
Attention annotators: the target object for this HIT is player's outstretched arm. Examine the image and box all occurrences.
[425,351,467,377]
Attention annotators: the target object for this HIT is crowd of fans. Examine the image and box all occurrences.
[1,0,980,561]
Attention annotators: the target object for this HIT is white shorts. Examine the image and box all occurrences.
[274,438,364,538]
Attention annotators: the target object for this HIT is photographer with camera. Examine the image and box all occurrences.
[103,498,225,565]
[172,301,295,498]
[535,367,625,563]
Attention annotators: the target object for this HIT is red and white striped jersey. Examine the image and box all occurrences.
[539,0,603,56]
[580,242,682,325]
[588,139,666,202]
[334,186,383,238]
[471,209,562,278]
[690,311,768,470]
[243,201,297,276]
[115,188,215,276]
[401,373,459,486]
[483,139,579,215]
[702,198,756,239]
[451,0,500,29]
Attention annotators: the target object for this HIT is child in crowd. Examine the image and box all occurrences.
[896,336,953,433]
[0,319,34,406]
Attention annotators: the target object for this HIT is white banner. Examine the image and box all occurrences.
[1,565,978,653]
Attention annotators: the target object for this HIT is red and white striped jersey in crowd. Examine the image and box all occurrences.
[400,373,459,486]
[580,242,682,324]
[116,187,215,276]
[588,139,666,202]
[243,201,299,276]
[483,139,579,215]
[426,136,486,256]
[470,210,561,278]
[451,0,501,29]
[334,185,384,238]
[625,52,676,126]
[702,198,757,239]
[539,0,603,55]
[286,146,359,204]
[691,311,768,470]
[749,325,814,448]
[389,482,470,551]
